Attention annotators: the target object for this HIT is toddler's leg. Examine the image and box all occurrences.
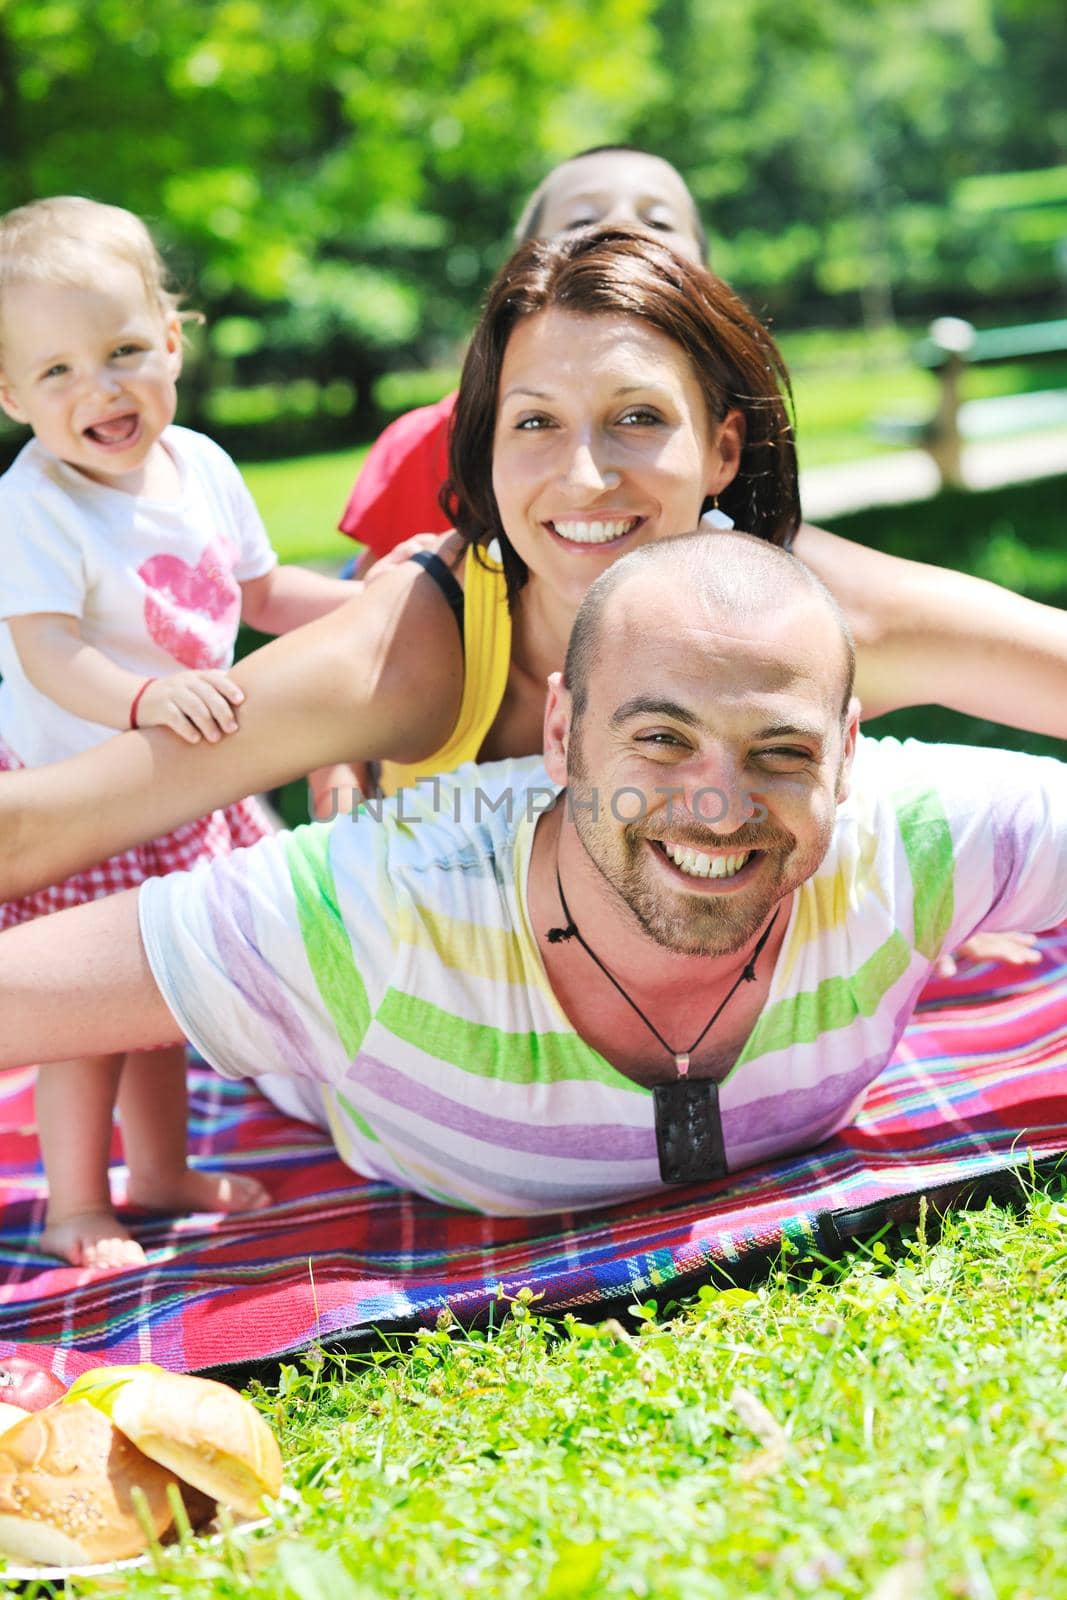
[36,1054,146,1268]
[118,1046,270,1217]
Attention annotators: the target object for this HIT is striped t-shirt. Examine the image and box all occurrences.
[138,737,1067,1215]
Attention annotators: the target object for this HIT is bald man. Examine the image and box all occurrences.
[2,534,1065,1212]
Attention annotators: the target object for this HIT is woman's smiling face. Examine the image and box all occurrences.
[491,308,743,612]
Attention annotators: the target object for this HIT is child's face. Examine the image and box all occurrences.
[535,151,705,264]
[0,261,182,490]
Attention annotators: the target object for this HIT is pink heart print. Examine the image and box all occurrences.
[138,540,242,669]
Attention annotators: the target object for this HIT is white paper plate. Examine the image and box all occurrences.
[0,1514,272,1582]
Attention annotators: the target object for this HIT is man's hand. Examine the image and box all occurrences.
[307,761,373,821]
[935,930,1041,978]
[135,670,244,744]
[362,532,444,585]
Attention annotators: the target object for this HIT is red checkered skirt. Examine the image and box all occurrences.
[0,737,275,930]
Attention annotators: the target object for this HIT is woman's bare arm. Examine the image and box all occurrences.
[796,524,1067,734]
[0,562,464,901]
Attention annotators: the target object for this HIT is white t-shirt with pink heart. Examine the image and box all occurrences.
[0,426,277,766]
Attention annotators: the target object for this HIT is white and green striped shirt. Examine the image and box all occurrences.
[139,738,1067,1214]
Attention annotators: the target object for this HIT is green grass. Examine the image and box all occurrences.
[779,324,934,468]
[826,472,1067,763]
[240,447,369,567]
[26,1179,1067,1598]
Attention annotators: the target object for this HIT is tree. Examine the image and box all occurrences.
[1,0,1064,448]
[0,0,662,440]
[634,0,1067,322]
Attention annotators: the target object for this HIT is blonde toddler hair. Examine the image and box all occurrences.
[0,196,195,357]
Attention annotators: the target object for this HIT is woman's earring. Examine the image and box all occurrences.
[699,495,735,531]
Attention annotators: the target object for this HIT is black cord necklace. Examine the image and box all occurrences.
[550,865,781,1185]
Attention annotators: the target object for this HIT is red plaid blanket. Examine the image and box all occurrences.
[2,930,1065,1380]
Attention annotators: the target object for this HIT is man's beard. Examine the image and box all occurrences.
[590,817,792,956]
[565,728,821,958]
[617,838,783,947]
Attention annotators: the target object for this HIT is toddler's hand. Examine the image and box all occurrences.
[136,670,244,745]
[935,930,1041,978]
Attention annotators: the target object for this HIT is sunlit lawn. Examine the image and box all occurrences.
[240,446,369,568]
[38,1181,1067,1600]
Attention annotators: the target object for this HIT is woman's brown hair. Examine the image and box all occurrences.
[441,227,800,607]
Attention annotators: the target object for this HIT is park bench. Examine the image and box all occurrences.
[872,316,1067,485]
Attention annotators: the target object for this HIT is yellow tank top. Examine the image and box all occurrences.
[378,542,512,795]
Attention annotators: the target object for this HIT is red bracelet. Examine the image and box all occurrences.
[129,677,156,730]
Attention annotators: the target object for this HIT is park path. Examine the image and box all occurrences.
[801,427,1067,520]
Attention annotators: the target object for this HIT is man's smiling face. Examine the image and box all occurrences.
[548,560,859,957]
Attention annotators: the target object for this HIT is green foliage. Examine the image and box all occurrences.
[373,366,460,419]
[826,472,1067,605]
[2,0,1065,445]
[958,163,1067,212]
[637,0,1067,318]
[0,0,663,433]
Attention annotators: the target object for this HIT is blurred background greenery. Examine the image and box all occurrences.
[1,0,1065,467]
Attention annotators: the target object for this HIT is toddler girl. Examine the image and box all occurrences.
[0,196,354,1268]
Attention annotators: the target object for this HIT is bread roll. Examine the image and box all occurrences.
[0,1404,28,1437]
[102,1370,283,1519]
[0,1400,176,1566]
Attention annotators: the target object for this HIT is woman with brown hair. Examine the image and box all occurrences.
[0,225,1064,902]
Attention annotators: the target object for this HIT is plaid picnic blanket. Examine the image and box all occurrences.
[1,928,1066,1381]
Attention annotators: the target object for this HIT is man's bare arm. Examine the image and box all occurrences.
[0,890,179,1066]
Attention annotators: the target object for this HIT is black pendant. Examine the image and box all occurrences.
[653,1078,728,1184]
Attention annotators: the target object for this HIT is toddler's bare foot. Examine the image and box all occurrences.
[126,1168,271,1217]
[39,1211,148,1269]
